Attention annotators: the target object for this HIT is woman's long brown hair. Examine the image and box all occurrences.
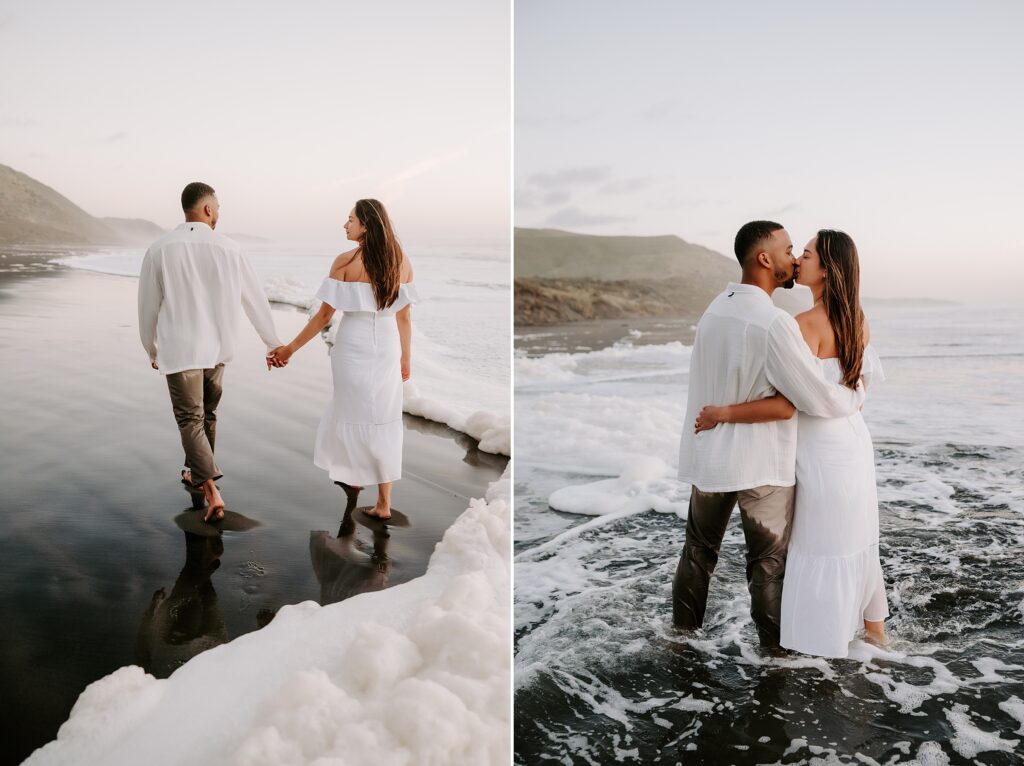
[354,198,404,310]
[816,229,865,389]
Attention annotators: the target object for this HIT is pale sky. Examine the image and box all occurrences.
[0,0,510,247]
[516,0,1024,301]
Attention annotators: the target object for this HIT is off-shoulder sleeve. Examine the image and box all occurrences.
[314,279,379,312]
[395,282,420,311]
[315,279,421,313]
[862,344,886,390]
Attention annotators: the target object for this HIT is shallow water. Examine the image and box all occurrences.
[514,303,1024,765]
[0,256,507,765]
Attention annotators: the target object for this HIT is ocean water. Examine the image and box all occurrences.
[514,302,1024,765]
[50,241,511,453]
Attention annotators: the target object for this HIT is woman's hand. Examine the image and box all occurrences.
[695,405,724,433]
[267,345,293,370]
[401,356,411,381]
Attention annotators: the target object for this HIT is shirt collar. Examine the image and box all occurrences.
[177,221,212,231]
[725,282,773,302]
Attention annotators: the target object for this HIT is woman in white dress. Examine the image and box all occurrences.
[269,199,417,519]
[695,230,888,657]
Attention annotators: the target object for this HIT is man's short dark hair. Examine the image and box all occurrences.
[181,182,216,212]
[734,220,784,267]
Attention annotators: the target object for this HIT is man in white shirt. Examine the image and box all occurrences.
[672,221,865,647]
[138,182,283,521]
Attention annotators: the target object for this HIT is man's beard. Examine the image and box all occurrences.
[775,267,796,290]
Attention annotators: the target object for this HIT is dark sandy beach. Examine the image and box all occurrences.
[0,251,507,765]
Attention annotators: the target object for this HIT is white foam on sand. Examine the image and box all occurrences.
[402,334,510,456]
[944,702,1020,759]
[547,457,689,517]
[25,471,511,766]
[515,343,687,479]
[998,695,1024,734]
[262,275,314,310]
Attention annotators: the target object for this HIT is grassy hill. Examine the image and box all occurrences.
[515,228,740,325]
[0,164,125,245]
[0,163,172,246]
[100,217,168,244]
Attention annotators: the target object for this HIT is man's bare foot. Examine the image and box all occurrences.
[364,505,392,520]
[202,480,226,522]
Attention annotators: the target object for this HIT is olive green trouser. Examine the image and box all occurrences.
[165,365,225,487]
[671,485,795,647]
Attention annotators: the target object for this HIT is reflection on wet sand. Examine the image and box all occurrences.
[137,501,263,678]
[135,531,227,678]
[403,413,509,473]
[309,486,393,606]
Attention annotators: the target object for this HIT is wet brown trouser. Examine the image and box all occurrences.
[165,365,225,487]
[671,485,795,646]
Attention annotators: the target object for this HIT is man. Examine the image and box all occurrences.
[672,221,865,647]
[138,182,283,521]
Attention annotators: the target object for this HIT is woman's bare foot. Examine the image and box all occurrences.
[202,479,226,522]
[364,504,392,520]
[864,620,888,647]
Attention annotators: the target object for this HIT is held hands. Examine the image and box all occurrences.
[266,345,293,370]
[401,356,411,382]
[694,405,724,433]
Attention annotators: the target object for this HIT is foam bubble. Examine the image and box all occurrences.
[945,703,1020,759]
[999,695,1024,735]
[547,458,688,517]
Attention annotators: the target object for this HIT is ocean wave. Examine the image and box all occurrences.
[447,278,510,290]
[263,276,314,310]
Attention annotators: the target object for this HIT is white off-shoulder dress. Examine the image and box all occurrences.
[312,279,419,486]
[780,345,889,658]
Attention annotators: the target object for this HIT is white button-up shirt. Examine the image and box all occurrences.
[137,222,283,375]
[678,282,865,492]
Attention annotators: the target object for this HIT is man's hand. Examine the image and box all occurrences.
[151,360,159,370]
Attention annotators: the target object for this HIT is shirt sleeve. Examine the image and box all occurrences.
[238,250,284,349]
[765,313,865,417]
[137,248,162,362]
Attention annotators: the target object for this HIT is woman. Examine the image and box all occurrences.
[269,199,417,520]
[695,229,887,657]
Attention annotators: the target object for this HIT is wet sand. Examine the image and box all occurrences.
[0,253,507,765]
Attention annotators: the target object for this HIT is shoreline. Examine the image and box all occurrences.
[514,315,699,357]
